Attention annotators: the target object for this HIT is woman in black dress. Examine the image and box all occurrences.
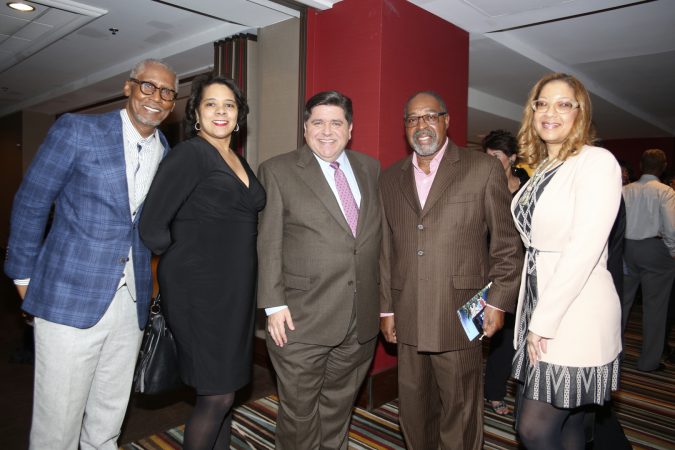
[140,74,265,449]
[482,129,529,416]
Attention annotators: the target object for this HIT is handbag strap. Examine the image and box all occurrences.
[150,293,162,315]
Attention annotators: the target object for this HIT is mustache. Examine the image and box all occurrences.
[414,129,436,142]
[141,101,169,113]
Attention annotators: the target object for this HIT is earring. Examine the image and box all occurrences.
[234,123,240,132]
[194,121,201,131]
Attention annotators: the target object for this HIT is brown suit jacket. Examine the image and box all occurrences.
[257,145,381,346]
[379,141,522,352]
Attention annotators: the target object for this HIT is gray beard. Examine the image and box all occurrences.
[411,130,439,156]
[133,111,162,128]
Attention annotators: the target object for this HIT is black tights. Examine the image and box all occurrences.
[517,398,586,450]
[183,392,235,450]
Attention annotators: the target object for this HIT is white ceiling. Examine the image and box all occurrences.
[0,0,673,142]
[415,0,675,142]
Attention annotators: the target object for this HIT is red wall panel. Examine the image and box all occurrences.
[305,0,469,168]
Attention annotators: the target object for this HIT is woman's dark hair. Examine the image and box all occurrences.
[184,73,249,137]
[481,129,518,156]
[304,90,353,124]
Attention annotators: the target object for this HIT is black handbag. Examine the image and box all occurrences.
[133,293,182,394]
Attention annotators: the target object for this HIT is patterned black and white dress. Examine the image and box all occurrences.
[511,164,619,408]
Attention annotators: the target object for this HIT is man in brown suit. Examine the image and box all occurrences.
[379,91,522,449]
[257,91,381,449]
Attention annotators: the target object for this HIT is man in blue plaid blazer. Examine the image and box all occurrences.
[4,59,177,450]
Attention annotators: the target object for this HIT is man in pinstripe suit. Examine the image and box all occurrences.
[379,91,522,449]
[4,59,176,450]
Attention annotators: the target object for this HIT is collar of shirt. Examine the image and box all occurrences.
[313,150,362,208]
[412,138,448,208]
[637,174,659,184]
[412,138,448,176]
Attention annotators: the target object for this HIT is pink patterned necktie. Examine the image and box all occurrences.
[330,161,359,236]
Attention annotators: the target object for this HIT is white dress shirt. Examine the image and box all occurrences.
[623,174,675,257]
[118,109,165,296]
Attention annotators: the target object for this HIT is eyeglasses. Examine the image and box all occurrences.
[404,112,447,128]
[531,99,579,114]
[128,78,178,102]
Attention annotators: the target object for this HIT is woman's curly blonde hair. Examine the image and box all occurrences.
[517,73,595,169]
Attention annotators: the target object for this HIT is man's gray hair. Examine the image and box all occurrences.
[129,59,178,91]
[403,90,447,116]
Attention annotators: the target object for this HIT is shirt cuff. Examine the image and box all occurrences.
[380,312,394,317]
[265,305,288,316]
[14,278,30,286]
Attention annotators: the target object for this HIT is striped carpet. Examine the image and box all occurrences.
[122,311,674,449]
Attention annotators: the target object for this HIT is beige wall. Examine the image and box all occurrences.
[256,18,300,167]
[252,18,301,336]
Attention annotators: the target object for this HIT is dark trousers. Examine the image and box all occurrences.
[622,238,675,371]
[267,316,376,450]
[398,343,483,450]
[484,313,515,401]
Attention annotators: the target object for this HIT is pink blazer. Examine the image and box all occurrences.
[512,145,622,367]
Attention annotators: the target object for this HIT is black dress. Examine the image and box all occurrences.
[140,136,266,394]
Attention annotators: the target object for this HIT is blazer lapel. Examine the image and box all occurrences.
[97,112,131,215]
[295,146,353,236]
[397,156,422,216]
[421,142,460,216]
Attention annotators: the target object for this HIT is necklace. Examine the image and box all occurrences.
[518,157,561,205]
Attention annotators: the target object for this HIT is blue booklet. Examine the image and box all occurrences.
[456,282,492,341]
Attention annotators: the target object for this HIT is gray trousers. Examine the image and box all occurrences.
[622,238,675,371]
[30,286,143,450]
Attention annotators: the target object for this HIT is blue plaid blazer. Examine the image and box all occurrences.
[4,111,169,329]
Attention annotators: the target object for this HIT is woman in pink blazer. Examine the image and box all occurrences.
[511,73,622,449]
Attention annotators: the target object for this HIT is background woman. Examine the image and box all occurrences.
[140,74,265,449]
[481,129,529,416]
[511,73,622,449]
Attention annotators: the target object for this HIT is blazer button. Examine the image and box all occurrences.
[348,280,354,286]
[417,250,424,256]
[417,224,424,230]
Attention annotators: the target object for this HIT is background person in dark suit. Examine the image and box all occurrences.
[4,59,176,450]
[482,129,530,417]
[590,198,631,449]
[379,91,523,449]
[257,91,381,449]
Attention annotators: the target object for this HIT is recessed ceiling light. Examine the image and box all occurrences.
[7,2,35,12]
